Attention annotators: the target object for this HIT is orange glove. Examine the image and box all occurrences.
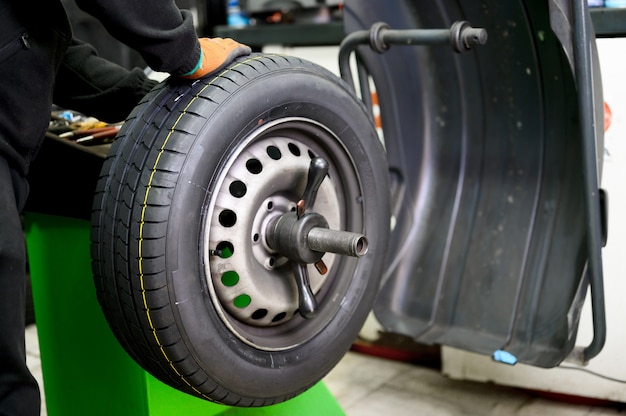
[180,37,252,80]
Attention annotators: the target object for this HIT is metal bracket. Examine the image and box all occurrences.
[338,21,488,92]
[572,0,607,363]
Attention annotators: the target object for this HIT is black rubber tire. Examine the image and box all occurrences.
[91,54,390,406]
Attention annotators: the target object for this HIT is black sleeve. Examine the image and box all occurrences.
[73,0,200,75]
[53,39,158,123]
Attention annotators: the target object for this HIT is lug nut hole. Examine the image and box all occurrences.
[251,309,268,320]
[288,143,301,156]
[229,180,247,198]
[266,145,282,160]
[246,158,263,174]
[215,241,234,258]
[219,209,237,227]
[272,312,287,323]
[233,294,251,309]
[221,271,239,287]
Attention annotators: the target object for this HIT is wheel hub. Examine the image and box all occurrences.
[265,157,369,319]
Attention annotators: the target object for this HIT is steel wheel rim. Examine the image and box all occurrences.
[202,117,365,351]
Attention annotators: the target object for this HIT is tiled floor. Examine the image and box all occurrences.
[25,325,45,416]
[26,324,624,416]
[324,351,624,416]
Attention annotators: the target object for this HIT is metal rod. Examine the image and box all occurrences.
[379,28,451,45]
[340,27,451,92]
[356,54,374,121]
[301,157,329,213]
[307,227,369,257]
[572,0,607,362]
[339,21,486,92]
[338,31,369,92]
[291,263,318,319]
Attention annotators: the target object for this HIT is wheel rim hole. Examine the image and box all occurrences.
[219,209,237,227]
[229,180,247,198]
[246,158,263,174]
[307,150,316,159]
[216,241,234,258]
[233,294,251,309]
[266,145,282,160]
[251,309,268,320]
[288,143,301,156]
[253,233,260,242]
[272,312,287,323]
[267,201,274,211]
[268,257,276,267]
[221,270,239,287]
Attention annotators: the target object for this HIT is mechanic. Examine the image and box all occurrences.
[0,1,250,414]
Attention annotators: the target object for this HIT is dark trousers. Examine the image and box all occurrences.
[0,2,155,412]
[0,158,39,416]
[0,3,70,415]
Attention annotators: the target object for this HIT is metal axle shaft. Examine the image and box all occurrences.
[307,227,368,258]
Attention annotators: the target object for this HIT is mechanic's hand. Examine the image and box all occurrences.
[180,38,252,80]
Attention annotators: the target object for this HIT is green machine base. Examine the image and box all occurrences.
[24,212,345,416]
